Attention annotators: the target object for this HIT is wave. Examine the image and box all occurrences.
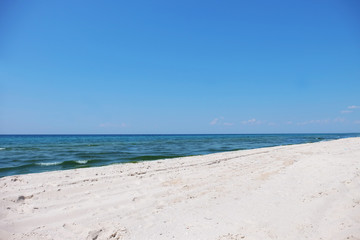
[0,161,95,178]
[36,162,62,166]
[0,160,96,177]
[0,148,5,150]
[75,160,88,164]
[36,160,90,166]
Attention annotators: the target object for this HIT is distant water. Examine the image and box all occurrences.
[0,134,358,177]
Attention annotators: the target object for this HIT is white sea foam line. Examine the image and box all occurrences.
[0,148,5,150]
[76,160,88,164]
[36,162,62,166]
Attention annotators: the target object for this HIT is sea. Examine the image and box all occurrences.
[0,133,358,178]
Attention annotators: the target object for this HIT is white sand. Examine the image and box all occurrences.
[1,137,360,240]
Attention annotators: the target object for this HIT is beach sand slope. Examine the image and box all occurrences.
[1,137,360,239]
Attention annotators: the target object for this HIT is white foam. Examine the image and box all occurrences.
[37,162,62,166]
[76,160,88,164]
[0,148,5,150]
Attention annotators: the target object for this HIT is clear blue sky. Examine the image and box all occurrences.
[1,0,359,134]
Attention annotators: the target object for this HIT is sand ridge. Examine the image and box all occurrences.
[1,137,360,239]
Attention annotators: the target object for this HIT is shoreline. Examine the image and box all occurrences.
[1,133,357,178]
[1,137,360,239]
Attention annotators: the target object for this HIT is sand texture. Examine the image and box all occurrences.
[1,137,360,240]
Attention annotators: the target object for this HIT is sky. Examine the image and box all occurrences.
[0,0,359,134]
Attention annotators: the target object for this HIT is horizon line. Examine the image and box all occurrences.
[0,132,359,136]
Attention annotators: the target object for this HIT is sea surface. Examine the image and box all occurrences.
[0,134,358,177]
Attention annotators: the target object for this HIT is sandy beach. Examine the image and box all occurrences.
[1,137,360,240]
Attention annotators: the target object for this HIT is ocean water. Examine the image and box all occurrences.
[0,134,358,177]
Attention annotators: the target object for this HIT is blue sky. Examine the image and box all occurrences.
[1,0,359,134]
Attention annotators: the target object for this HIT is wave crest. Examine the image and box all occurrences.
[75,160,88,164]
[36,160,90,167]
[36,162,62,166]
